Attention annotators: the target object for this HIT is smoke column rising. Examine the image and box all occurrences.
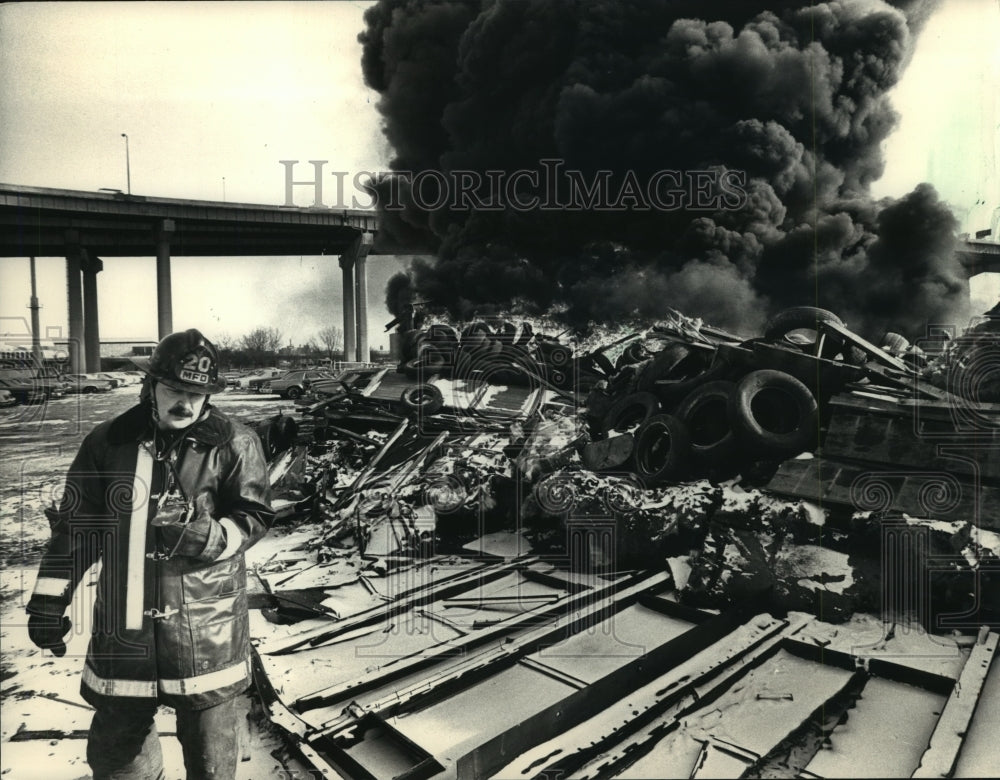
[360,0,968,337]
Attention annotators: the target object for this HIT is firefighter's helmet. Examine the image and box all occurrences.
[135,329,226,394]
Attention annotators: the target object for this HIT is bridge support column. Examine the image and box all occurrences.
[81,253,103,372]
[156,219,175,339]
[65,233,85,374]
[354,234,373,363]
[339,238,362,364]
[29,257,43,366]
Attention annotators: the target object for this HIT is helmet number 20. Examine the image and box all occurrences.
[181,354,213,373]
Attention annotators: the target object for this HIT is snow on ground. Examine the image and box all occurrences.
[1,385,991,778]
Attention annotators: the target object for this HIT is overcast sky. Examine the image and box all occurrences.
[0,0,997,346]
[0,0,412,348]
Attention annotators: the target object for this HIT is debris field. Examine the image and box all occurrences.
[238,304,998,778]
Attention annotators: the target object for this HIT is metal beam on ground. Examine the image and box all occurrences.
[913,630,999,778]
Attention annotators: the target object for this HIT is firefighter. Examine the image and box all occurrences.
[26,328,274,779]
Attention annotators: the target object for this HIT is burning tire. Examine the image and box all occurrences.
[427,324,459,348]
[547,367,572,389]
[764,306,843,341]
[880,332,909,355]
[400,384,444,415]
[460,322,491,351]
[401,345,449,378]
[537,341,572,368]
[636,344,691,393]
[600,392,660,434]
[401,329,426,361]
[651,351,730,405]
[675,380,738,468]
[633,414,690,486]
[607,362,643,396]
[585,350,616,376]
[728,369,818,457]
[496,320,518,344]
[419,345,449,372]
[615,341,649,370]
[763,306,864,364]
[581,433,635,472]
[487,345,536,385]
[514,321,534,347]
[400,357,422,378]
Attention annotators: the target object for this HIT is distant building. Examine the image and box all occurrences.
[50,338,158,370]
[0,338,66,364]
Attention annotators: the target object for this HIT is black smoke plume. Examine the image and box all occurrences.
[360,0,966,337]
[385,271,415,320]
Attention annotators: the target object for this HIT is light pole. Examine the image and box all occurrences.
[121,133,131,195]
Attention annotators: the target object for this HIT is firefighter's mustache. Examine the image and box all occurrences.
[167,405,194,418]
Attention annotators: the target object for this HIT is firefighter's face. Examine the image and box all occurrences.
[154,384,207,430]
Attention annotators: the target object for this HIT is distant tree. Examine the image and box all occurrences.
[214,332,237,368]
[241,327,283,366]
[240,328,267,353]
[231,348,251,368]
[317,326,343,358]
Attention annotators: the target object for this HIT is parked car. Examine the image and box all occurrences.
[0,368,69,400]
[102,371,141,386]
[229,369,270,390]
[62,374,116,393]
[242,369,285,392]
[89,372,125,388]
[0,389,16,407]
[62,372,121,390]
[0,377,55,404]
[223,371,248,388]
[265,369,336,399]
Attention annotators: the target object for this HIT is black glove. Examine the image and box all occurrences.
[158,509,215,560]
[28,613,72,657]
[151,499,195,528]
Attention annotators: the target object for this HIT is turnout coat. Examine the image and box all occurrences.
[27,403,274,710]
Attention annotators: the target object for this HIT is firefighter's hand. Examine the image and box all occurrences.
[151,503,194,527]
[28,614,72,657]
[158,510,214,559]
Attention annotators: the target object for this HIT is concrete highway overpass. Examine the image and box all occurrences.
[956,238,1000,276]
[2,183,996,373]
[0,184,378,372]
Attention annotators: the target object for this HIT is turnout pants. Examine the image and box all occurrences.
[87,695,247,780]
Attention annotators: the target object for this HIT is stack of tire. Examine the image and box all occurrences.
[398,323,458,377]
[398,320,592,391]
[395,324,455,416]
[532,336,572,389]
[586,307,863,485]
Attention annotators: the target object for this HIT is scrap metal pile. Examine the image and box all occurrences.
[253,305,999,629]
